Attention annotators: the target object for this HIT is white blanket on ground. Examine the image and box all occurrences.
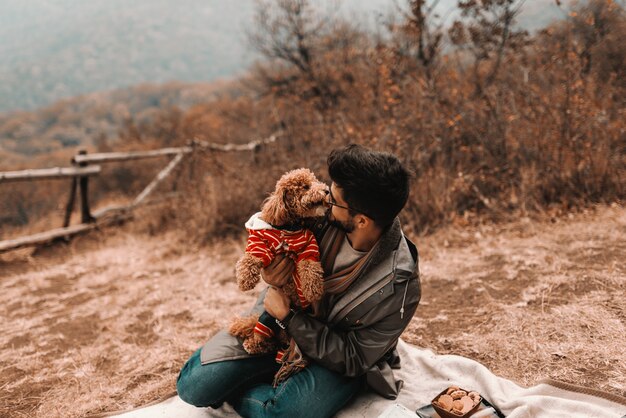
[114,340,626,418]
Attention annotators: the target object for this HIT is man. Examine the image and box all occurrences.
[177,144,420,418]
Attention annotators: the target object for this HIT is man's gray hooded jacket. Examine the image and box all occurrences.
[200,217,421,399]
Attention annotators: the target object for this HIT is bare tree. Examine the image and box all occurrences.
[450,0,529,94]
[248,0,357,110]
[391,0,445,79]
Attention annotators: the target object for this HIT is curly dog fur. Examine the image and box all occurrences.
[229,168,328,355]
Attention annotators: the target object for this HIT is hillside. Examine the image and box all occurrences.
[0,0,588,162]
[0,81,226,163]
[0,204,623,417]
[0,0,253,113]
[0,0,567,113]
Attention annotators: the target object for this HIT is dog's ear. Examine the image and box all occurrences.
[261,191,288,226]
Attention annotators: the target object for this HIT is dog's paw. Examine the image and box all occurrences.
[229,316,257,338]
[236,254,264,291]
[297,260,325,302]
[243,334,276,355]
[242,338,256,354]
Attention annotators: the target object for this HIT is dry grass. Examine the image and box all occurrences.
[0,224,255,418]
[404,204,626,395]
[0,204,624,418]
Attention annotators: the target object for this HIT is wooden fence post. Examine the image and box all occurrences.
[62,177,78,227]
[77,150,95,223]
[63,149,79,227]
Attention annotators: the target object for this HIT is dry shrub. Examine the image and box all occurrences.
[0,179,71,240]
[156,138,333,242]
[2,0,624,244]
[135,0,625,242]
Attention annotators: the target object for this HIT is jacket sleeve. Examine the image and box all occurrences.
[286,278,420,377]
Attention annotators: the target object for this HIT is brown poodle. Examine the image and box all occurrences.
[229,168,328,355]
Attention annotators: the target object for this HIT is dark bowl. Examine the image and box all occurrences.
[431,386,482,418]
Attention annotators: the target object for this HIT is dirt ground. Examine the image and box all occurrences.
[0,204,624,418]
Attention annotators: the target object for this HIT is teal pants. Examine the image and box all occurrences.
[176,347,364,418]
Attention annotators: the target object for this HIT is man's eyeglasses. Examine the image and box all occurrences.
[325,189,373,219]
[325,189,352,211]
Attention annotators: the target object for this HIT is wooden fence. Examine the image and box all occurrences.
[0,134,279,254]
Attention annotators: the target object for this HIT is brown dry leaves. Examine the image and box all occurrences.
[0,205,624,417]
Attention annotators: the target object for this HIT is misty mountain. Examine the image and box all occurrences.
[0,0,566,115]
[0,0,256,114]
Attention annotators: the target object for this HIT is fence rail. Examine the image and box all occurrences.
[0,133,281,254]
[0,223,100,253]
[72,147,192,164]
[0,166,101,183]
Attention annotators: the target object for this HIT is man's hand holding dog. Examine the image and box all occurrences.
[263,255,294,320]
[260,254,294,287]
[264,287,291,320]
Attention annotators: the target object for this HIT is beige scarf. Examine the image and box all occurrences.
[272,227,377,386]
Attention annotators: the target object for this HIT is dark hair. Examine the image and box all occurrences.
[327,144,410,228]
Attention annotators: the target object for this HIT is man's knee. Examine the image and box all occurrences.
[176,350,222,408]
[176,374,193,405]
[176,369,207,407]
[177,370,225,408]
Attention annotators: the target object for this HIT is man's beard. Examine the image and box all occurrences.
[326,211,356,233]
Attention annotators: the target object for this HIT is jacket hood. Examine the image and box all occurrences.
[244,212,274,230]
[366,217,403,270]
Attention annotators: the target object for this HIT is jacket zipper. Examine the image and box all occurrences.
[331,250,399,324]
[332,273,395,324]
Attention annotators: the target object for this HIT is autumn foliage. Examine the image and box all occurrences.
[1,0,624,242]
[170,0,626,239]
